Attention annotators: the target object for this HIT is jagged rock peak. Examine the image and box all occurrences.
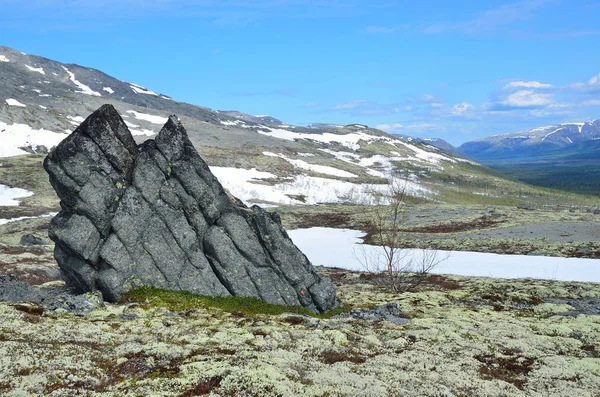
[44,104,340,313]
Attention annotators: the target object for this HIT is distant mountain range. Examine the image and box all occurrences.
[456,121,600,196]
[459,121,600,161]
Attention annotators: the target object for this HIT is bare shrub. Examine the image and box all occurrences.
[354,175,448,293]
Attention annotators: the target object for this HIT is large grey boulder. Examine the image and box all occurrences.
[44,104,339,313]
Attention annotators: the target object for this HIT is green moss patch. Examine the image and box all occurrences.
[123,286,351,318]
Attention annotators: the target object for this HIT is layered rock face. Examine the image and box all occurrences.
[44,104,339,313]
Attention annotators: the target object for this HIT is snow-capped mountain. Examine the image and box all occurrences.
[459,120,600,160]
[1,45,508,207]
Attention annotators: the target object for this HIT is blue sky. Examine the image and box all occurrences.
[1,0,599,145]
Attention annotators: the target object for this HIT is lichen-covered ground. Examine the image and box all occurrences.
[1,269,599,396]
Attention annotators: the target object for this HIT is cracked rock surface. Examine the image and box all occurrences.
[44,104,339,313]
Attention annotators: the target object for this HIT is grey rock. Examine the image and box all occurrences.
[335,303,409,324]
[575,247,592,256]
[20,233,46,246]
[0,274,102,314]
[517,204,537,211]
[40,288,104,314]
[0,274,42,303]
[44,104,340,313]
[546,298,600,316]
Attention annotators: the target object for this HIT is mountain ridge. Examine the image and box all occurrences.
[459,120,600,160]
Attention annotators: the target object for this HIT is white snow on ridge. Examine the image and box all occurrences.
[256,126,465,166]
[0,184,34,206]
[263,152,358,178]
[0,121,66,157]
[124,120,140,129]
[103,87,115,94]
[67,115,85,126]
[0,212,57,226]
[125,110,167,125]
[220,119,249,128]
[62,66,101,96]
[394,139,457,165]
[129,128,155,136]
[129,83,158,96]
[210,166,429,206]
[541,128,562,142]
[5,99,26,107]
[25,65,45,75]
[0,55,9,62]
[256,126,395,150]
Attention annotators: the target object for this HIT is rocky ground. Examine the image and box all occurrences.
[0,267,599,396]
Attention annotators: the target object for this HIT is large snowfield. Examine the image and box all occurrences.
[288,227,600,283]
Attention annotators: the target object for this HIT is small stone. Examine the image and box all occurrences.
[20,234,46,246]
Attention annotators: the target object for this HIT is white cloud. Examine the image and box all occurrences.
[332,100,367,110]
[376,123,403,131]
[451,102,475,116]
[588,73,600,85]
[582,99,600,106]
[503,90,552,107]
[504,80,552,89]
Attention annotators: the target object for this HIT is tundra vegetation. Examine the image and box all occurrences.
[0,269,599,396]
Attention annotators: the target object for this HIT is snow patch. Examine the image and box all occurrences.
[5,99,26,107]
[129,129,156,136]
[289,228,600,282]
[262,152,358,178]
[103,87,114,94]
[125,110,167,125]
[25,65,45,75]
[124,121,140,129]
[0,121,67,157]
[541,128,562,142]
[62,66,101,96]
[210,166,428,206]
[0,55,9,62]
[39,105,47,110]
[0,184,34,206]
[256,126,396,150]
[0,212,57,226]
[129,83,158,96]
[67,115,85,126]
[567,137,573,144]
[220,119,249,127]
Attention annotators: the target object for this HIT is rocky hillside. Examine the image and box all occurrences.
[459,120,600,160]
[0,45,591,212]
